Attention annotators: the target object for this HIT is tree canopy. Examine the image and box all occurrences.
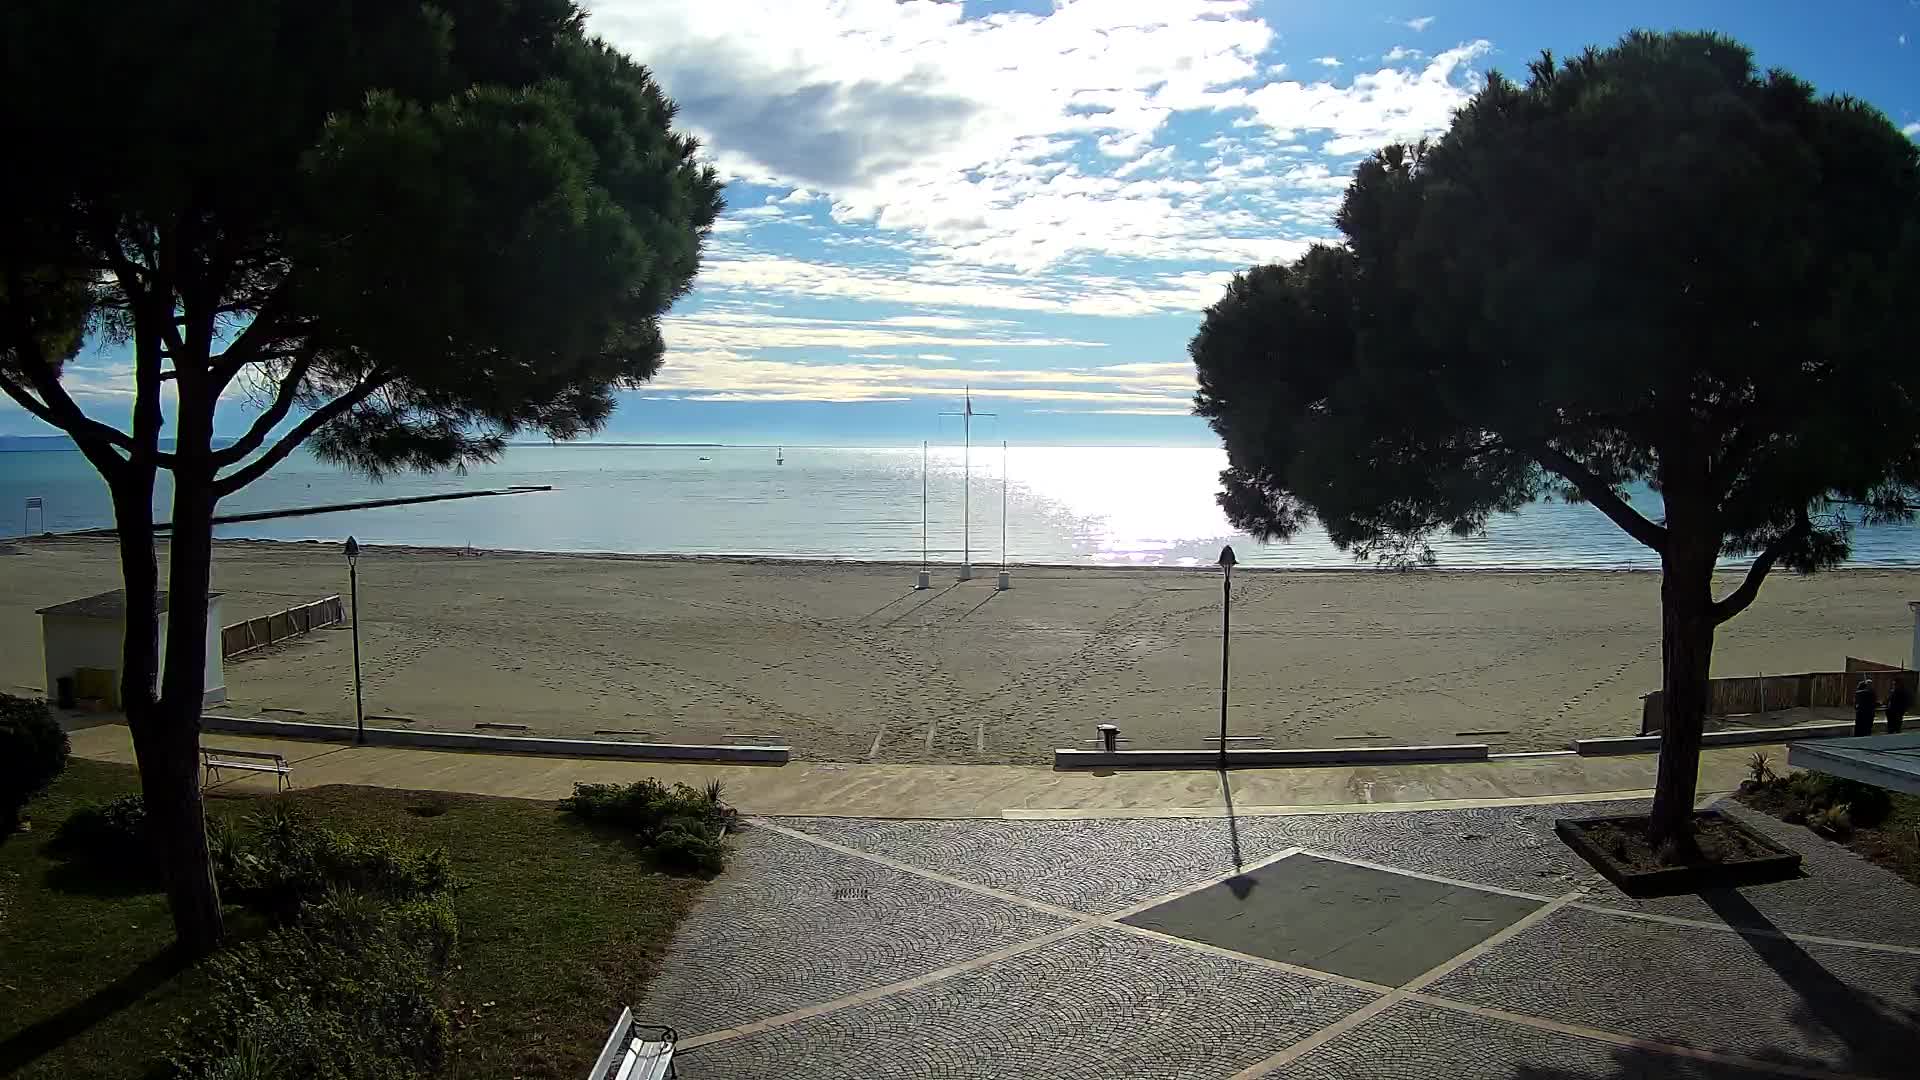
[2,0,722,481]
[1197,31,1920,577]
[1191,30,1920,842]
[0,0,723,951]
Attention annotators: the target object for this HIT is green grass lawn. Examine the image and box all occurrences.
[0,759,706,1079]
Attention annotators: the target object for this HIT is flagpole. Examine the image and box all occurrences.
[916,440,931,590]
[940,388,993,583]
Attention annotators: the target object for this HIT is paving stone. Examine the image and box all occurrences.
[676,926,1377,1079]
[1234,800,1635,897]
[1425,904,1920,1075]
[1122,854,1542,987]
[638,825,1072,1035]
[1282,1000,1790,1079]
[771,815,1294,914]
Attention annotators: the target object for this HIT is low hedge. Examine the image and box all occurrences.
[1,693,68,829]
[559,778,735,874]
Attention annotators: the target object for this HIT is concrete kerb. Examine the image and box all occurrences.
[1574,722,1864,757]
[201,714,789,764]
[1053,743,1489,770]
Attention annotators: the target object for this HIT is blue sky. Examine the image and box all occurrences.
[14,0,1920,447]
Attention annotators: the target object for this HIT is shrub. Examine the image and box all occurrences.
[560,778,735,873]
[171,881,458,1080]
[1808,803,1854,839]
[225,803,453,917]
[0,693,69,828]
[1784,772,1894,829]
[50,793,152,869]
[652,818,728,875]
[1746,752,1776,785]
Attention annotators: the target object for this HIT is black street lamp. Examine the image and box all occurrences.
[345,536,365,746]
[1217,544,1236,771]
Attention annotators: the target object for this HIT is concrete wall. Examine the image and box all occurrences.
[41,614,127,706]
[39,596,226,707]
[201,714,790,763]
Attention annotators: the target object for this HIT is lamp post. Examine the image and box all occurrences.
[1218,544,1236,771]
[345,536,365,746]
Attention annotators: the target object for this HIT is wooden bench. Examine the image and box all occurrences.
[201,747,292,791]
[588,1007,675,1080]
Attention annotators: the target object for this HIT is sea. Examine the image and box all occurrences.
[4,443,1919,569]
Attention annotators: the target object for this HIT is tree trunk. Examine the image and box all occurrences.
[110,481,160,719]
[151,442,225,953]
[1649,546,1717,850]
[112,461,221,950]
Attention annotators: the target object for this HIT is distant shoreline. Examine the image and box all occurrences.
[23,532,1920,578]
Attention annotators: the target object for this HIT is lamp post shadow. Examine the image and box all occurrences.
[1220,767,1256,900]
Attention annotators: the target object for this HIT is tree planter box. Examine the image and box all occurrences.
[1556,810,1802,897]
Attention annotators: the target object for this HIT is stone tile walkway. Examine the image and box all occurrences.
[642,798,1920,1079]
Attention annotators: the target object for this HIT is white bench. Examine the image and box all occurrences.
[201,747,292,791]
[588,1008,675,1080]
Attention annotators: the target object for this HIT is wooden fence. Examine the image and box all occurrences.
[1640,657,1918,733]
[221,595,345,659]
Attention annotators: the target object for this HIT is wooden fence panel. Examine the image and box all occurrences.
[1642,665,1916,733]
[221,595,345,659]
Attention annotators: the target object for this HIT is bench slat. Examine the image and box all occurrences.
[202,748,287,763]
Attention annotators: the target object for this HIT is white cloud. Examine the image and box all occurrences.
[1030,405,1195,415]
[584,1,1312,270]
[664,307,1105,350]
[1383,45,1424,62]
[1113,144,1176,179]
[1405,16,1436,32]
[877,315,1013,330]
[1241,40,1492,154]
[1313,56,1343,68]
[1904,121,1920,137]
[690,252,1302,317]
[917,353,958,362]
[646,354,1198,405]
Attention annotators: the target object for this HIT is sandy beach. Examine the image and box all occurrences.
[1,536,1914,764]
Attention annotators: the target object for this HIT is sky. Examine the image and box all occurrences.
[13,0,1920,447]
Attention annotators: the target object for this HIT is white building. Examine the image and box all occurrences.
[36,590,225,708]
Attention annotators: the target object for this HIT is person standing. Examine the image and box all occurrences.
[1887,678,1912,735]
[1854,678,1878,737]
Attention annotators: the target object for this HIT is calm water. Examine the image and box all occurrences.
[4,444,1918,569]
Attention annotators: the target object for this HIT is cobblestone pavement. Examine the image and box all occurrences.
[643,799,1920,1079]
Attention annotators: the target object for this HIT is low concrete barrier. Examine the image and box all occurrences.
[1574,722,1861,757]
[201,714,789,764]
[1053,743,1489,770]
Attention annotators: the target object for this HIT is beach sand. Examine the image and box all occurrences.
[2,537,1914,764]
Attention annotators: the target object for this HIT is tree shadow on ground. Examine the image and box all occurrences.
[1494,888,1920,1080]
[0,946,189,1075]
[41,855,161,899]
[1701,888,1920,1076]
